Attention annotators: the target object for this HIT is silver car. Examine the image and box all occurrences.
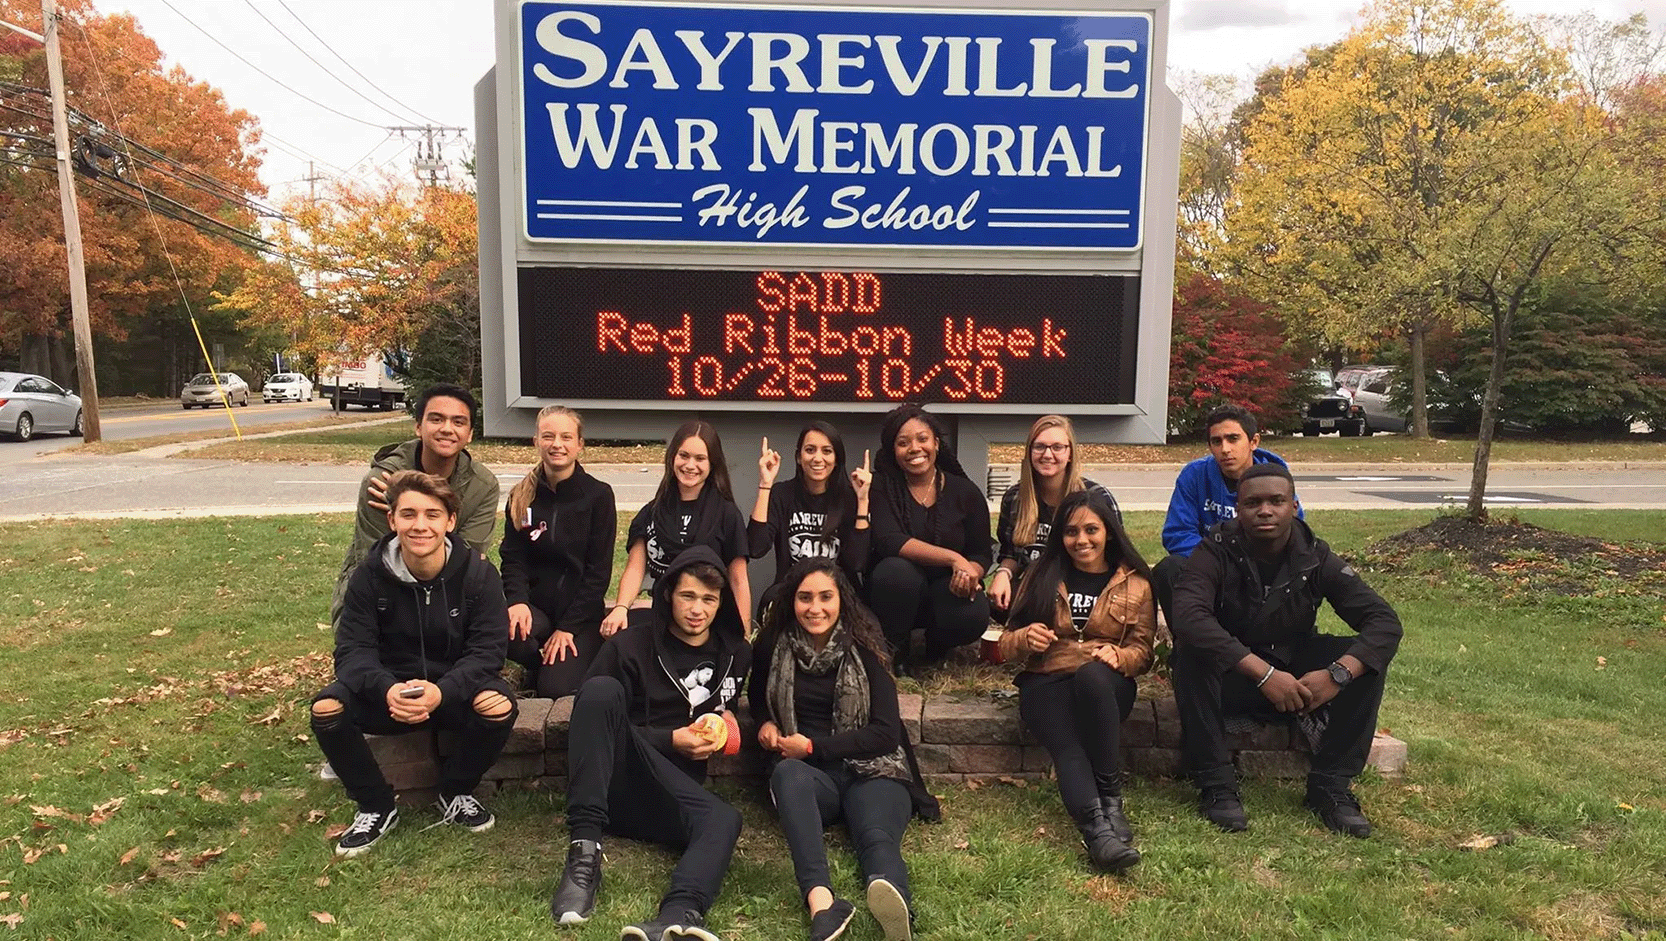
[0,371,84,441]
[180,372,251,409]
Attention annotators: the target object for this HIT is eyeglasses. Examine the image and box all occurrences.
[1030,443,1071,454]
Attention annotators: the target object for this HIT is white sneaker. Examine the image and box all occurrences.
[867,878,912,941]
[318,761,338,782]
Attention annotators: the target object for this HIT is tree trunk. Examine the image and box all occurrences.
[1466,303,1516,520]
[1408,322,1430,439]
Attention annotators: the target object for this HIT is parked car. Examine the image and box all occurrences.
[180,372,250,408]
[0,371,84,441]
[1302,381,1367,436]
[1350,367,1409,433]
[262,372,314,403]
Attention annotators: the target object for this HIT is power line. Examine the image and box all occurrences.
[260,128,348,175]
[276,0,443,126]
[240,0,423,126]
[155,0,383,129]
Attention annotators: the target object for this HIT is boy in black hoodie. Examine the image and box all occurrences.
[310,471,517,857]
[550,546,751,941]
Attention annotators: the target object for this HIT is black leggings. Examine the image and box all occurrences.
[565,675,743,917]
[867,557,989,661]
[769,758,913,904]
[311,678,517,812]
[1017,662,1137,819]
[505,604,602,700]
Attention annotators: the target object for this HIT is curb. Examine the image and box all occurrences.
[133,415,409,459]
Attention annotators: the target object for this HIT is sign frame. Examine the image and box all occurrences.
[480,0,1181,448]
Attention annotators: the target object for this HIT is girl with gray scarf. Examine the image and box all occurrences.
[750,560,939,941]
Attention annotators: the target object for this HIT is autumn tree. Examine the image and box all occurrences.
[0,0,266,391]
[1224,0,1662,518]
[219,177,482,395]
[1168,268,1314,436]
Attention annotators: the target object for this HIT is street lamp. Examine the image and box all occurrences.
[1,1,102,442]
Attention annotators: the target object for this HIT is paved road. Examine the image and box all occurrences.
[0,400,376,466]
[3,455,1662,521]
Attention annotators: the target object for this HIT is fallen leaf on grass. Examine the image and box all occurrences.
[119,847,140,865]
[239,789,262,804]
[248,921,266,935]
[1618,802,1635,812]
[197,786,227,804]
[216,911,244,935]
[149,628,172,638]
[0,913,21,929]
[315,876,330,888]
[89,797,125,824]
[1458,832,1514,851]
[306,810,326,823]
[145,788,170,797]
[310,911,335,924]
[250,707,283,727]
[953,839,970,850]
[169,917,187,929]
[191,847,227,868]
[323,824,348,840]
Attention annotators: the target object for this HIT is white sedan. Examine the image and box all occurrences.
[0,371,84,441]
[263,373,315,403]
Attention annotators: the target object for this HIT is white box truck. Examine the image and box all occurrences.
[319,351,409,411]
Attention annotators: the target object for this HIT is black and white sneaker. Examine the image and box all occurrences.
[810,898,856,941]
[433,793,494,832]
[333,807,397,857]
[866,878,912,941]
[551,839,603,925]
[621,910,719,941]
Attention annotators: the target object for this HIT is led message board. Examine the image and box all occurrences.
[517,267,1139,405]
[516,0,1153,250]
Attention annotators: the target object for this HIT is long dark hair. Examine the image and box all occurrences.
[1009,489,1150,628]
[758,559,891,668]
[650,420,734,548]
[873,403,974,548]
[789,421,856,539]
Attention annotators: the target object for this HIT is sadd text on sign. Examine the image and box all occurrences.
[517,1,1153,250]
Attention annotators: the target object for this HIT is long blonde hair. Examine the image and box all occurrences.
[1011,415,1086,547]
[507,405,584,530]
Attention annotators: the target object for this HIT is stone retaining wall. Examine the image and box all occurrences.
[363,694,1406,804]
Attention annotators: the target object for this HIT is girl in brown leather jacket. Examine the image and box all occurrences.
[998,490,1156,874]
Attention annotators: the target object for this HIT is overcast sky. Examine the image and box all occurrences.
[79,0,1666,201]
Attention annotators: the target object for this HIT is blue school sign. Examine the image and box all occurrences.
[516,1,1152,250]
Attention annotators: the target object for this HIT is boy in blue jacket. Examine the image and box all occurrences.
[1153,405,1300,619]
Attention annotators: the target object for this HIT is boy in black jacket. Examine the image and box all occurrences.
[1171,464,1402,838]
[310,471,517,857]
[550,546,751,941]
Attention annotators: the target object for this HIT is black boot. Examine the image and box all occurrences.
[1071,804,1140,874]
[1095,772,1134,845]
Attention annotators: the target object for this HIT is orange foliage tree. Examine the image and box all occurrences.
[0,0,264,389]
[219,178,482,391]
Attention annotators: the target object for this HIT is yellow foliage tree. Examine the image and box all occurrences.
[1224,0,1661,517]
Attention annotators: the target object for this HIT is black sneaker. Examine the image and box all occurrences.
[866,878,912,941]
[333,807,397,857]
[433,793,494,832]
[621,911,719,941]
[1199,784,1249,832]
[551,839,603,926]
[809,899,856,941]
[1305,782,1372,838]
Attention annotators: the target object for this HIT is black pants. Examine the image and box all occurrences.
[1017,662,1137,819]
[1152,553,1188,626]
[506,604,602,700]
[769,758,913,904]
[1170,634,1387,788]
[311,677,517,812]
[565,676,743,917]
[867,557,989,661]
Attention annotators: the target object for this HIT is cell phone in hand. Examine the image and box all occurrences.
[398,685,425,700]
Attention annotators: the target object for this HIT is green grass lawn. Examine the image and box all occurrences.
[2,510,1664,939]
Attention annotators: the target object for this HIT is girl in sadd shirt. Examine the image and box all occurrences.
[867,404,994,672]
[498,406,616,699]
[603,420,751,637]
[750,559,939,941]
[995,489,1155,875]
[988,415,1123,620]
[748,422,873,618]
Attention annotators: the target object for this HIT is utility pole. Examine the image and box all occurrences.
[300,159,328,205]
[41,0,101,440]
[387,124,466,188]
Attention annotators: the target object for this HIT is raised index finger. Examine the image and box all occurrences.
[761,436,769,454]
[863,449,872,471]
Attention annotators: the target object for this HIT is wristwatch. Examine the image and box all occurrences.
[1327,661,1353,687]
